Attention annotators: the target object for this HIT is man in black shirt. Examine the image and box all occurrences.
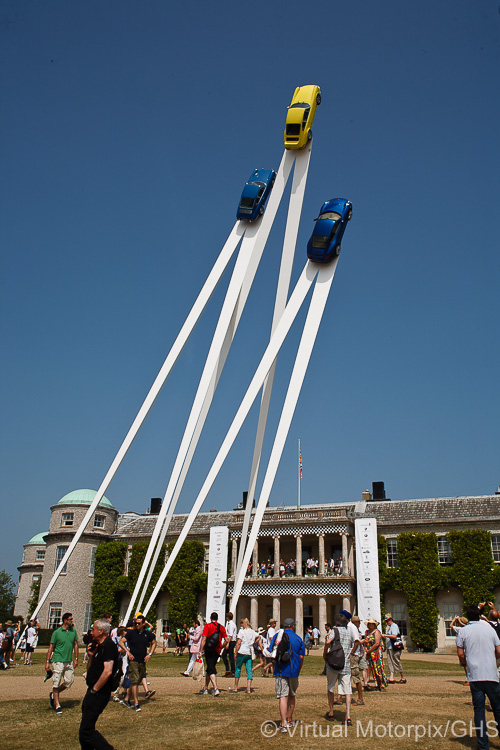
[79,619,118,750]
[119,614,156,711]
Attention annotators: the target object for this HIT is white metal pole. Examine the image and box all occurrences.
[125,151,296,621]
[230,259,338,612]
[235,143,311,579]
[26,222,245,626]
[141,261,318,615]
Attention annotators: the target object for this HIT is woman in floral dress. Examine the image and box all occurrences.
[363,618,387,690]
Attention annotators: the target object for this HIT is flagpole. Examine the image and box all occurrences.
[298,438,301,510]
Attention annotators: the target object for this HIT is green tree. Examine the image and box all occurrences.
[0,570,16,622]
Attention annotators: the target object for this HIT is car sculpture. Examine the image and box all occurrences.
[284,84,321,149]
[306,198,352,263]
[236,168,277,221]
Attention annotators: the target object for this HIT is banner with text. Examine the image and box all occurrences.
[355,517,381,627]
[206,526,229,622]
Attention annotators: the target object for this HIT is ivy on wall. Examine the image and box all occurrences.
[92,539,207,628]
[447,530,496,609]
[165,540,207,629]
[91,541,128,622]
[379,529,500,650]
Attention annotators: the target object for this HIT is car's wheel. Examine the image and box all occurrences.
[259,206,264,216]
[316,93,321,105]
[347,210,352,221]
[307,129,312,141]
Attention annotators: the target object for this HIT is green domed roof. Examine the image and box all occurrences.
[26,532,48,546]
[57,489,114,508]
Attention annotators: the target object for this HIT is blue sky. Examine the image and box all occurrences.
[2,1,499,581]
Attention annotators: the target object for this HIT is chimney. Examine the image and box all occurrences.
[372,482,386,501]
[362,490,372,502]
[150,498,162,515]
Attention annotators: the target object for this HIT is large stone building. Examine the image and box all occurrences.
[15,485,500,652]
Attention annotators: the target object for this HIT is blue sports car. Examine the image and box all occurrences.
[306,198,353,263]
[237,168,277,221]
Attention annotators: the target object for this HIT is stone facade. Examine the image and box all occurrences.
[14,487,500,652]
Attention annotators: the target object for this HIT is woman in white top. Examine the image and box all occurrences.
[229,618,256,693]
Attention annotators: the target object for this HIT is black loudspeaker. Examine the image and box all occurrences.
[150,497,162,514]
[242,491,255,509]
[372,482,386,500]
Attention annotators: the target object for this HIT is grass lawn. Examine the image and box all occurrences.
[0,652,486,750]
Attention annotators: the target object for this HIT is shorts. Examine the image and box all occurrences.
[128,661,146,685]
[326,666,352,695]
[350,653,366,684]
[275,676,299,698]
[205,651,219,676]
[52,661,75,689]
[25,644,35,653]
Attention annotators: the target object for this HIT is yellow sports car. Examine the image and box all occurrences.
[284,85,321,149]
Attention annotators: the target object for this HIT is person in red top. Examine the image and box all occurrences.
[200,613,229,696]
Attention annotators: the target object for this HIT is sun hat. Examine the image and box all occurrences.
[366,618,379,626]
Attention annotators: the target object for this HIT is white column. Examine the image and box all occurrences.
[296,534,302,576]
[274,536,280,576]
[295,596,304,639]
[318,534,325,576]
[348,534,354,577]
[250,597,259,628]
[273,596,281,626]
[252,540,258,577]
[342,533,349,575]
[231,537,238,577]
[319,596,327,642]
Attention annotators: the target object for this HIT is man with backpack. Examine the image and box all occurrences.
[200,612,229,696]
[79,619,119,750]
[323,612,358,726]
[268,617,305,733]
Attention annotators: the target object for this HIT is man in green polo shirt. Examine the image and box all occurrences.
[45,612,79,714]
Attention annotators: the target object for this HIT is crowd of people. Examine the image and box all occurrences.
[3,598,500,748]
[245,556,344,577]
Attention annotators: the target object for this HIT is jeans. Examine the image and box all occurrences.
[469,681,500,750]
[222,641,235,672]
[79,688,114,750]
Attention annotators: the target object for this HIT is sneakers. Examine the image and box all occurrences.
[213,689,220,697]
[133,704,141,712]
[199,688,208,695]
[144,690,155,699]
[122,700,132,708]
[279,726,288,733]
[55,707,63,715]
[181,672,190,677]
[49,692,55,709]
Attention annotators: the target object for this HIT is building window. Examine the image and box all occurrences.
[48,602,62,630]
[94,514,105,529]
[55,546,69,574]
[36,549,46,561]
[387,539,398,568]
[492,535,500,563]
[61,512,74,527]
[89,546,97,576]
[437,537,453,565]
[83,603,93,634]
[32,574,41,583]
[391,603,408,635]
[443,603,459,637]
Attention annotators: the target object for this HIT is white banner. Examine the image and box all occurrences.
[355,517,381,626]
[206,526,229,622]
